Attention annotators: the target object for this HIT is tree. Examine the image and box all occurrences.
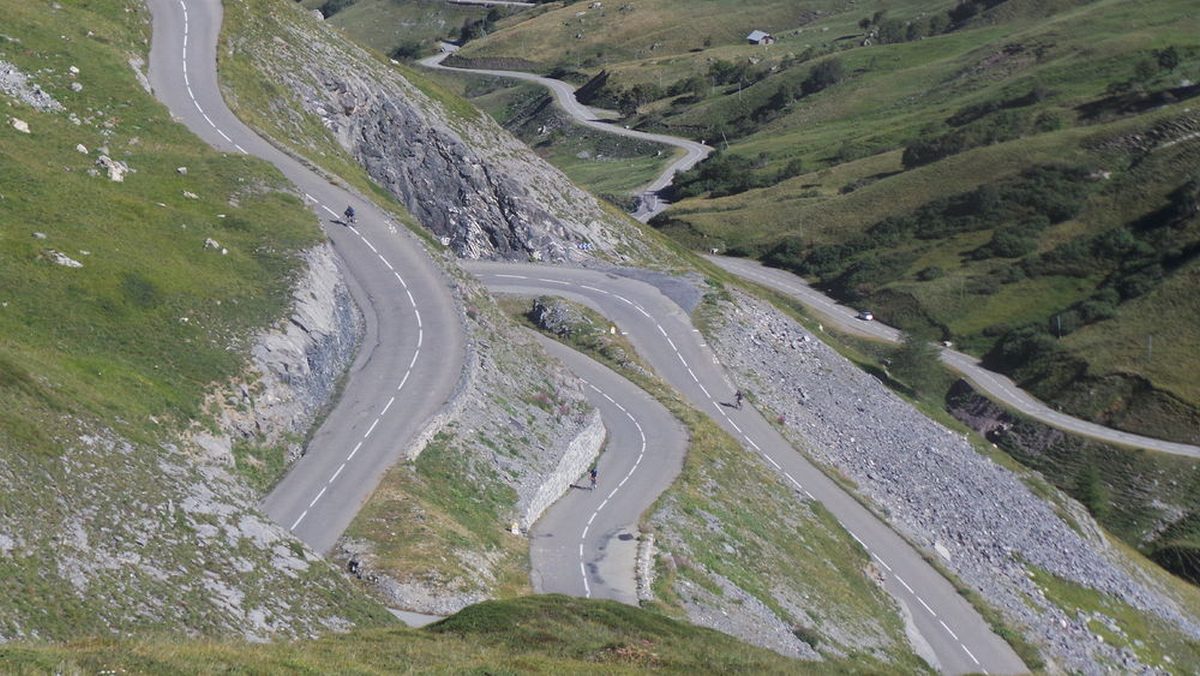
[1156,46,1180,72]
[801,58,845,95]
[889,332,943,398]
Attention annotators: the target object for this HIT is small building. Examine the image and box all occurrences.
[746,30,776,45]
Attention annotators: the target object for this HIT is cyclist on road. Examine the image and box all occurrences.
[589,466,598,490]
[343,205,356,224]
[734,389,744,409]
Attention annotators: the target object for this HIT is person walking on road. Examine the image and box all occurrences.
[734,389,744,409]
[589,466,598,490]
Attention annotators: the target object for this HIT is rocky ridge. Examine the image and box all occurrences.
[222,0,649,263]
[710,289,1200,672]
[0,419,389,642]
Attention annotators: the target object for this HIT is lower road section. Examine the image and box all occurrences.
[468,261,1027,675]
[529,334,686,603]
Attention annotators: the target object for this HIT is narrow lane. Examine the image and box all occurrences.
[147,0,466,552]
[419,48,712,221]
[709,255,1200,458]
[468,261,1027,675]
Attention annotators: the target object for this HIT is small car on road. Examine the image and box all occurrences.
[856,309,874,321]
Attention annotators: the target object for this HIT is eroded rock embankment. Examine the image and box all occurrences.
[201,244,361,464]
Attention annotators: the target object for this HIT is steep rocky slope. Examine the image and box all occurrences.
[219,0,657,263]
[707,287,1200,671]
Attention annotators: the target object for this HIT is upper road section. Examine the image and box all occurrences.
[420,46,712,221]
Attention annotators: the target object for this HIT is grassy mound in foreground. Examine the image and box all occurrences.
[1,596,809,674]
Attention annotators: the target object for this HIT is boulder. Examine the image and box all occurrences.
[95,155,129,182]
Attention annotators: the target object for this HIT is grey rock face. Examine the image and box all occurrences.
[225,6,646,263]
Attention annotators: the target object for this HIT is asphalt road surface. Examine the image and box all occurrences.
[419,47,712,222]
[468,261,1027,675]
[709,255,1200,459]
[529,334,687,602]
[147,0,466,553]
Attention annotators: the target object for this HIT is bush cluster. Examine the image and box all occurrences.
[666,152,804,200]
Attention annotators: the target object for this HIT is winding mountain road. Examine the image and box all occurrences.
[420,47,712,221]
[149,2,1025,670]
[530,334,686,602]
[709,256,1200,459]
[147,0,465,553]
[468,261,1027,675]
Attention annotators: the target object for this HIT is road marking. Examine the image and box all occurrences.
[364,418,380,438]
[917,596,937,617]
[872,553,892,572]
[329,462,346,484]
[289,510,308,531]
[939,619,959,641]
[308,486,327,508]
[347,440,363,461]
[895,574,914,594]
[847,529,866,549]
[961,644,980,665]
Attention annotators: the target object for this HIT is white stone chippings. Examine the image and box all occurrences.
[711,289,1200,671]
[0,60,64,111]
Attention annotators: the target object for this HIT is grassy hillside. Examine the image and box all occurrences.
[0,0,393,639]
[449,0,1200,447]
[0,596,810,673]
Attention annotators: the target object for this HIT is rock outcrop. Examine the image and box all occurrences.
[203,244,362,466]
[222,1,649,263]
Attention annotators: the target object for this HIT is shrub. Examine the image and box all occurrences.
[800,59,845,95]
[916,266,944,281]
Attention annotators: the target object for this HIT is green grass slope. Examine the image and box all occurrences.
[0,596,812,674]
[455,0,1200,449]
[0,0,393,639]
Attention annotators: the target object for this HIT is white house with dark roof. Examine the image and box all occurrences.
[746,30,776,45]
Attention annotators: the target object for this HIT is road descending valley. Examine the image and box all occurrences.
[709,256,1200,459]
[420,47,712,221]
[468,262,1028,675]
[147,0,466,553]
